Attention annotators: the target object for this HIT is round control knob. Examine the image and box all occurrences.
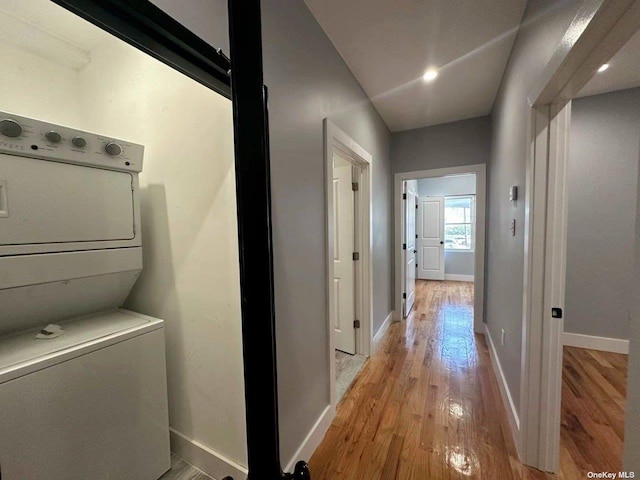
[72,136,87,148]
[45,131,62,144]
[0,118,22,138]
[105,142,122,156]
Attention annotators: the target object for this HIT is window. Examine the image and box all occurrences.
[444,196,475,250]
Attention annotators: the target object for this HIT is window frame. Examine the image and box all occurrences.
[443,195,476,252]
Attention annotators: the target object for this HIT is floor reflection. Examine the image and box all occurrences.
[309,280,542,479]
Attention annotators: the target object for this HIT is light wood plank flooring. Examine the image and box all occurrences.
[308,279,629,479]
[559,346,627,478]
[309,280,546,479]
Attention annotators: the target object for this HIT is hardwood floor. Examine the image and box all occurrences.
[559,346,628,478]
[309,280,547,479]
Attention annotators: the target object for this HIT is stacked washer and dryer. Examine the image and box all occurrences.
[0,111,171,479]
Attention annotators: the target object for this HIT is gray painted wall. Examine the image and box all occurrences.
[445,253,475,277]
[486,0,582,413]
[391,116,491,174]
[417,175,476,198]
[262,1,392,461]
[151,0,393,465]
[565,88,640,340]
[418,175,476,277]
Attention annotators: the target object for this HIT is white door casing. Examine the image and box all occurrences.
[403,183,417,317]
[417,196,445,280]
[325,119,373,409]
[394,164,486,333]
[333,159,356,354]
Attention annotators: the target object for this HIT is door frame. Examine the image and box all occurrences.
[403,181,418,316]
[324,119,373,408]
[394,163,486,333]
[519,0,640,472]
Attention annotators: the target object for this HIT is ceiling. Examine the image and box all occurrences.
[305,0,528,132]
[577,29,640,98]
[0,0,111,70]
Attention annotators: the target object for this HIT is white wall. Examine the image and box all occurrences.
[418,175,475,277]
[75,42,248,469]
[0,41,82,127]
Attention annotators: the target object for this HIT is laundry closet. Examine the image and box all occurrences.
[0,1,246,478]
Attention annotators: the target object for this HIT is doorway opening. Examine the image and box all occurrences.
[402,174,477,319]
[520,3,640,472]
[324,120,373,408]
[557,88,638,475]
[394,164,486,334]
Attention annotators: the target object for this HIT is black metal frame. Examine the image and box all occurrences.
[226,1,310,479]
[51,0,232,98]
[48,1,310,479]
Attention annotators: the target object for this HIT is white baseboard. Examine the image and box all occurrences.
[170,428,248,480]
[285,405,335,472]
[444,274,474,282]
[484,325,521,453]
[563,332,629,354]
[374,311,394,343]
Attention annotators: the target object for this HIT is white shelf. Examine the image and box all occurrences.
[0,308,163,384]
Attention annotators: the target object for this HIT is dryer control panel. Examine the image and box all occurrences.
[0,111,143,173]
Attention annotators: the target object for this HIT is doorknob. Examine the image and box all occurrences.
[440,241,444,245]
[413,250,417,253]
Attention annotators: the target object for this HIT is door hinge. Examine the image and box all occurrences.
[551,307,563,319]
[402,193,407,200]
[352,182,359,191]
[354,319,361,329]
[416,203,418,209]
[402,243,406,250]
[402,292,406,299]
[416,234,418,239]
[352,252,360,261]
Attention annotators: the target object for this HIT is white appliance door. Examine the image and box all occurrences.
[0,154,135,246]
[333,160,356,354]
[403,186,417,317]
[0,328,170,480]
[417,196,445,280]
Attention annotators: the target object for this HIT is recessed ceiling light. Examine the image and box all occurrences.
[597,63,609,73]
[423,68,438,82]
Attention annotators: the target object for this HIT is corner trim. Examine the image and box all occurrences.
[169,428,248,480]
[484,325,521,453]
[373,311,394,344]
[444,274,475,282]
[563,332,629,354]
[284,405,335,472]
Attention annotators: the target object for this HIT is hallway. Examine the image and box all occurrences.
[309,280,544,479]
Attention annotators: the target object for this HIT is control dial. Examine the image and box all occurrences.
[72,136,87,148]
[0,119,22,138]
[105,142,122,156]
[45,131,62,143]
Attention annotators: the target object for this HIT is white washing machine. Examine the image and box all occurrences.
[0,112,170,479]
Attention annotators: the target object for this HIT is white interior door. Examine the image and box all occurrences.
[417,196,445,280]
[333,158,356,354]
[403,184,417,317]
